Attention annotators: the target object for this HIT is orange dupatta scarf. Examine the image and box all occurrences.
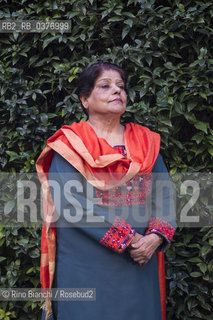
[36,121,166,319]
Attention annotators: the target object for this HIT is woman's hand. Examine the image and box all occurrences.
[129,233,162,265]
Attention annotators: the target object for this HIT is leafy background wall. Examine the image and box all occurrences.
[0,0,212,319]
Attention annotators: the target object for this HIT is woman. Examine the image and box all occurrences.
[36,62,176,320]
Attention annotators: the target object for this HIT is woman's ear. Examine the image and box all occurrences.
[80,94,89,110]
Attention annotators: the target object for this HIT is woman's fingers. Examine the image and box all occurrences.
[130,237,144,249]
[138,258,149,265]
[129,234,161,263]
[129,234,162,266]
[130,247,146,257]
[132,254,150,263]
[130,250,150,264]
[129,245,149,259]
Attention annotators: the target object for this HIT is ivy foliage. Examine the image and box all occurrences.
[0,0,212,319]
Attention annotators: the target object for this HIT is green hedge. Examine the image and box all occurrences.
[0,0,213,319]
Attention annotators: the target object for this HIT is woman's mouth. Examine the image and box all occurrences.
[111,98,122,103]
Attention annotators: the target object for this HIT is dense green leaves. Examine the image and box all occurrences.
[0,0,213,319]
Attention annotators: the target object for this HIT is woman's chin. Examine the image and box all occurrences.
[108,105,126,115]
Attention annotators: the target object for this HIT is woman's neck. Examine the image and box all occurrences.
[86,117,125,146]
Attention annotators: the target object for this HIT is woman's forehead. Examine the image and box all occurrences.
[96,69,123,82]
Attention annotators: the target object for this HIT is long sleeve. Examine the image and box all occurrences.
[48,151,136,253]
[145,154,176,251]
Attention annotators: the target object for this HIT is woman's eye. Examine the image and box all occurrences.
[100,84,125,89]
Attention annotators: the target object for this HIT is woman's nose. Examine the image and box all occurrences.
[112,84,121,93]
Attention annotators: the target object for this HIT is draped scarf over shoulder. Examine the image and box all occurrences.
[36,121,165,319]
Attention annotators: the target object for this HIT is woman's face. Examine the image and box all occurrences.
[81,69,127,117]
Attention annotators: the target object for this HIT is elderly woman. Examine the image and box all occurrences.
[36,62,176,320]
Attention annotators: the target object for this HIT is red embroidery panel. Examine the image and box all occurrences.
[145,217,175,245]
[100,216,136,253]
[96,173,152,206]
[95,144,152,206]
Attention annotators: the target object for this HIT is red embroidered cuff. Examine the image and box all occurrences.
[145,217,176,244]
[100,216,136,253]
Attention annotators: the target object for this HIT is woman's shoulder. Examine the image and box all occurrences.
[126,122,159,133]
[152,153,169,173]
[126,123,161,145]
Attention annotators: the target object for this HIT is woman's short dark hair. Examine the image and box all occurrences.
[77,62,126,116]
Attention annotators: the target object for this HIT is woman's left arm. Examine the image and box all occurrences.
[129,153,176,264]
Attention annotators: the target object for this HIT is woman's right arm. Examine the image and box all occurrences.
[48,151,136,254]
